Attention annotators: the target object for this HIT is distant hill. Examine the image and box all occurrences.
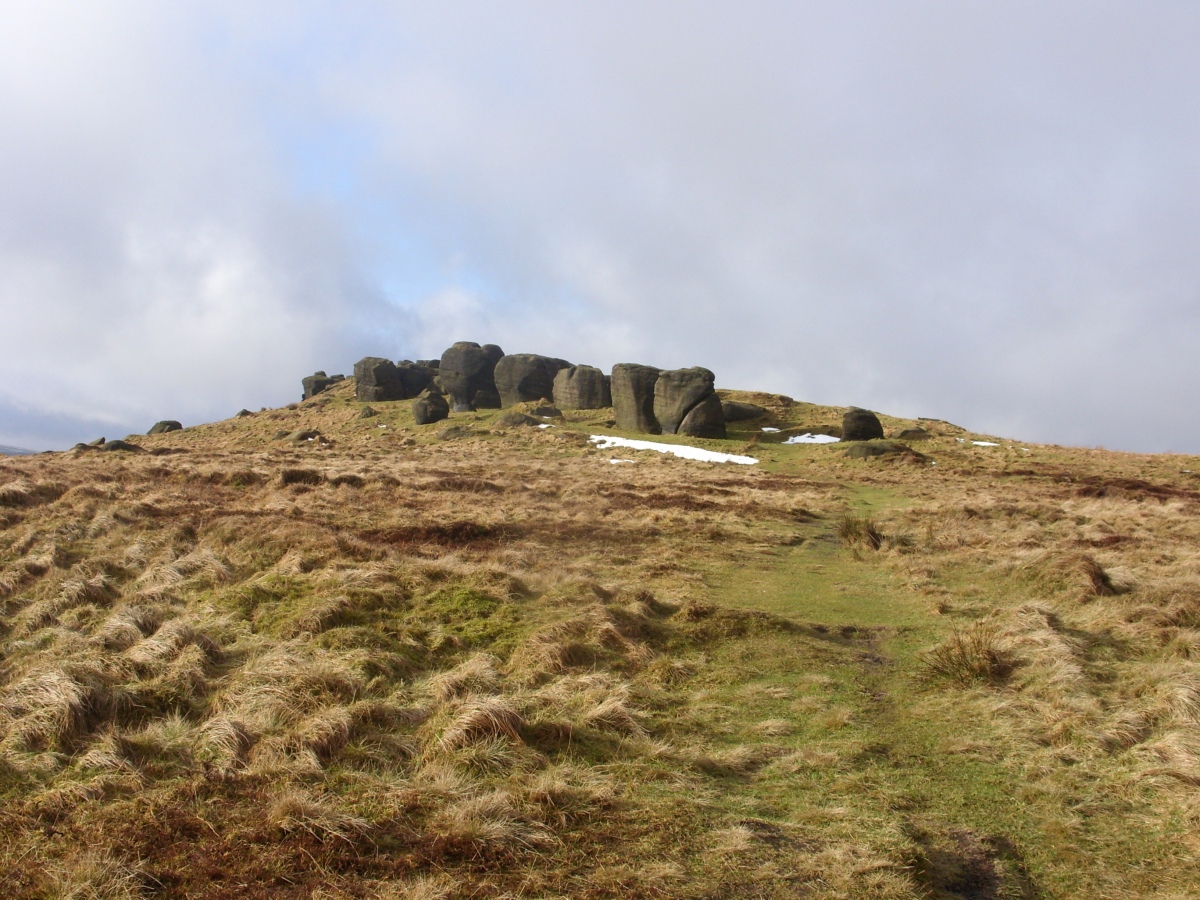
[0,444,34,456]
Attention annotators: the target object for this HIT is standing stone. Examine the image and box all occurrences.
[302,371,344,400]
[412,390,450,425]
[654,367,717,435]
[439,342,505,412]
[147,420,183,435]
[678,394,727,439]
[611,364,662,434]
[842,408,885,441]
[493,354,572,408]
[553,365,612,410]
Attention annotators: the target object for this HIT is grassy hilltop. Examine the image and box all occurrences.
[1,379,1199,898]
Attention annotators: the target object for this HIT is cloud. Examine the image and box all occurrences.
[2,2,1199,451]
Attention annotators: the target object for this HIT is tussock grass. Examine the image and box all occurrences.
[1,392,1198,896]
[922,621,1014,684]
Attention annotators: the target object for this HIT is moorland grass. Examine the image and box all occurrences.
[0,382,1197,897]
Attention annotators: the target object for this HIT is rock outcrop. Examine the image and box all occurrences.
[147,420,182,435]
[678,393,727,439]
[720,400,767,423]
[611,364,661,434]
[494,354,572,408]
[654,367,721,436]
[302,371,344,400]
[353,357,434,402]
[842,408,885,442]
[412,390,450,425]
[553,365,611,410]
[439,342,505,411]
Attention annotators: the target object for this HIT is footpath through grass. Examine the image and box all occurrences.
[696,490,1193,899]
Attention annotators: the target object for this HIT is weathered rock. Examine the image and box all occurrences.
[147,420,182,435]
[302,371,344,401]
[236,409,254,417]
[88,437,106,447]
[439,342,505,412]
[843,440,923,460]
[611,364,661,434]
[678,393,727,439]
[353,357,433,402]
[553,365,612,410]
[496,410,542,428]
[494,354,572,407]
[842,408,885,442]
[654,367,717,435]
[102,439,141,452]
[412,390,450,425]
[529,404,561,418]
[473,385,502,409]
[359,406,378,418]
[721,400,767,423]
[436,424,473,441]
[895,428,931,441]
[416,359,440,370]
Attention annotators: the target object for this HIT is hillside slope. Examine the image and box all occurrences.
[2,382,1198,898]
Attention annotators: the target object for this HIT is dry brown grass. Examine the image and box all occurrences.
[1,383,1198,896]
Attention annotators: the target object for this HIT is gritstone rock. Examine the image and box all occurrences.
[654,367,717,435]
[412,390,450,425]
[721,400,767,422]
[302,371,345,401]
[496,410,542,427]
[895,428,931,441]
[678,393,727,439]
[844,440,925,461]
[353,357,433,402]
[147,420,182,435]
[102,440,142,452]
[494,354,572,407]
[553,365,612,410]
[611,364,662,434]
[439,342,505,412]
[842,408,885,442]
[529,404,562,418]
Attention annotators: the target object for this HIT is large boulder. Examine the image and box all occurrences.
[654,367,717,435]
[353,357,433,402]
[842,408,885,441]
[439,342,505,412]
[302,371,344,400]
[721,400,767,423]
[494,354,572,408]
[611,364,661,434]
[553,365,612,410]
[678,394,727,439]
[412,390,450,425]
[147,420,182,435]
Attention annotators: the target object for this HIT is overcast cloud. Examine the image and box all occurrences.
[2,1,1198,452]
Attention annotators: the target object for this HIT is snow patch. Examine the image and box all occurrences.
[761,427,781,433]
[972,441,999,447]
[608,458,636,464]
[589,435,758,465]
[783,433,840,445]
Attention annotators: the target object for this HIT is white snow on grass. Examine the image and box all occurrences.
[608,458,636,464]
[972,441,1000,447]
[761,427,781,433]
[783,433,840,444]
[589,435,758,465]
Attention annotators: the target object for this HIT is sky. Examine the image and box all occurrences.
[2,1,1199,454]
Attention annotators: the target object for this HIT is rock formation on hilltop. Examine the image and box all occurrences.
[439,342,505,411]
[494,354,572,407]
[553,365,612,410]
[654,367,725,439]
[611,364,662,434]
